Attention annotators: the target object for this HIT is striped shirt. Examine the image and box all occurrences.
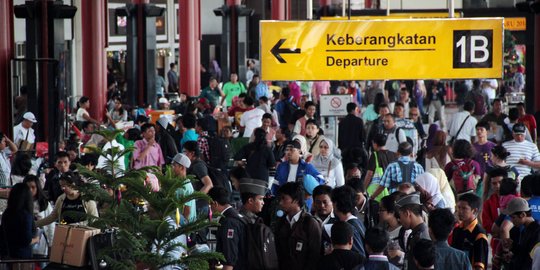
[379,156,425,193]
[502,139,540,176]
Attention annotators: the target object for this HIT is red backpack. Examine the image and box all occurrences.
[450,159,476,194]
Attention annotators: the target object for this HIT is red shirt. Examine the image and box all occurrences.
[519,114,537,136]
[481,193,499,235]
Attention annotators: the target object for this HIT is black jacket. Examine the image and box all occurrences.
[338,114,365,150]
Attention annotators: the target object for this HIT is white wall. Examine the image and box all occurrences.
[201,0,223,35]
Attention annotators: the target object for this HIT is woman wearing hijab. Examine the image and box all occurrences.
[311,137,344,188]
[427,168,455,212]
[292,134,312,163]
[414,172,447,210]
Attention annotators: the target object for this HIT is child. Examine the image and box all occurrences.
[363,226,400,270]
[450,193,489,270]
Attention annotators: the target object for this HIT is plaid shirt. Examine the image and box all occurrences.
[197,131,210,162]
[379,156,424,193]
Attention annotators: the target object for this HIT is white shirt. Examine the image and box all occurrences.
[286,210,302,228]
[482,79,498,100]
[240,107,265,138]
[13,123,36,146]
[502,139,540,176]
[76,108,89,122]
[383,127,407,154]
[287,164,299,182]
[97,140,126,176]
[0,150,10,185]
[448,111,477,142]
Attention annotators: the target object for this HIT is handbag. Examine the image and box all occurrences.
[367,151,389,202]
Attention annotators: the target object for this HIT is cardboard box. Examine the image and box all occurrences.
[50,225,101,267]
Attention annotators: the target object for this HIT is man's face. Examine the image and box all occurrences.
[183,149,195,161]
[85,123,96,133]
[306,105,316,118]
[143,127,156,140]
[476,127,487,139]
[491,176,503,194]
[517,105,525,116]
[383,115,395,130]
[510,212,525,227]
[456,201,476,222]
[493,101,502,114]
[22,119,33,129]
[379,107,390,116]
[56,157,71,173]
[409,108,420,121]
[210,79,218,88]
[400,90,409,101]
[394,106,404,118]
[262,118,272,130]
[279,194,297,214]
[285,146,300,162]
[172,162,185,177]
[513,133,525,142]
[0,137,5,150]
[398,209,412,229]
[60,180,76,196]
[313,194,333,217]
[247,195,265,213]
[230,73,238,82]
[253,77,260,84]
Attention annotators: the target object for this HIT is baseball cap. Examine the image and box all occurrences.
[395,193,422,208]
[158,97,169,104]
[23,112,37,123]
[239,178,268,196]
[502,197,530,215]
[285,140,301,150]
[172,153,191,169]
[512,123,526,134]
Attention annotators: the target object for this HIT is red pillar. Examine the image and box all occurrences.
[179,0,200,97]
[319,0,332,6]
[81,0,106,122]
[0,0,14,137]
[272,0,286,20]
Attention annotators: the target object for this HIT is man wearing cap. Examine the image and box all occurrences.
[506,197,540,269]
[158,97,170,110]
[502,123,540,176]
[0,132,17,186]
[371,142,424,199]
[395,193,430,270]
[238,178,267,223]
[273,140,324,195]
[13,112,37,150]
[172,153,196,222]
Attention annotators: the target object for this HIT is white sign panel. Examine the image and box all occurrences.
[319,94,353,116]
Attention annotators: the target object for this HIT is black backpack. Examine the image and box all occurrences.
[240,217,279,270]
[206,135,231,171]
[206,165,232,195]
[281,99,299,126]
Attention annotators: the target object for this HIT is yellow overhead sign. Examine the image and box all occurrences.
[260,18,503,81]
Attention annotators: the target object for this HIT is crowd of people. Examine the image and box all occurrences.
[0,69,538,270]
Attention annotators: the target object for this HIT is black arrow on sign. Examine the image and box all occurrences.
[270,39,301,63]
